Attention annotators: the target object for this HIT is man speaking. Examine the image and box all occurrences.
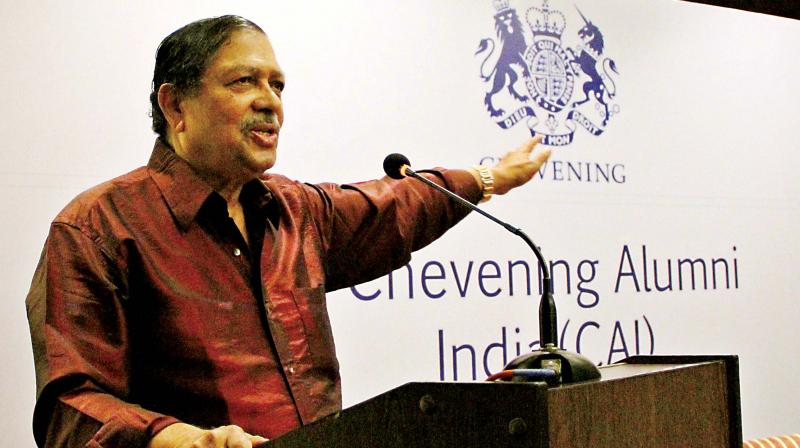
[26,15,550,448]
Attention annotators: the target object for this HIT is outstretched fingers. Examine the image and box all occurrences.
[491,136,551,195]
[520,134,544,155]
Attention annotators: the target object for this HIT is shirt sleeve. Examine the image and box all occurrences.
[306,168,482,291]
[26,222,179,448]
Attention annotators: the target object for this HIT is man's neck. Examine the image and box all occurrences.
[226,199,249,246]
[166,136,255,244]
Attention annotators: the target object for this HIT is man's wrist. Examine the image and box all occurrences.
[470,165,495,203]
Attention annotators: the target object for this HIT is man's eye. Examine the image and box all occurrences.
[271,81,285,92]
[234,76,255,85]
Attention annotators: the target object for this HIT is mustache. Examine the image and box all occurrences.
[241,114,280,132]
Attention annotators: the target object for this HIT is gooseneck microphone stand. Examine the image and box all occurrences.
[383,153,600,385]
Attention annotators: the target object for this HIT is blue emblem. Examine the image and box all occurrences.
[476,0,619,146]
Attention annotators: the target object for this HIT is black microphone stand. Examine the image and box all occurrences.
[400,164,600,385]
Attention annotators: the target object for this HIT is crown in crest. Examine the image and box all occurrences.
[526,0,566,40]
[492,0,510,11]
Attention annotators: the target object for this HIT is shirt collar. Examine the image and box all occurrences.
[147,139,275,231]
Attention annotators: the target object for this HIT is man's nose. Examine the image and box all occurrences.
[252,84,281,113]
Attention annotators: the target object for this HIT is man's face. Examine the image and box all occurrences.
[175,29,285,183]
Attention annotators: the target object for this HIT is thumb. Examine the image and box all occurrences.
[250,435,270,446]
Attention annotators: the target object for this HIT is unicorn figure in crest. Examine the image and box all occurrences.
[476,0,530,117]
[568,7,618,126]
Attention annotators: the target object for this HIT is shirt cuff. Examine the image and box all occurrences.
[437,168,483,205]
[85,410,180,448]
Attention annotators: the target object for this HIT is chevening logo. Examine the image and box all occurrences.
[476,0,619,146]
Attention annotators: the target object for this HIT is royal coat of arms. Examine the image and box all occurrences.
[476,0,619,146]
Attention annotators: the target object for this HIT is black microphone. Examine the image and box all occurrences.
[383,153,410,180]
[383,153,600,385]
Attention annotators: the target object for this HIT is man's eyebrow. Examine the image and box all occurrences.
[221,64,285,79]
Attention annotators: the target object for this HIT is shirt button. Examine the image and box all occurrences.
[233,248,242,257]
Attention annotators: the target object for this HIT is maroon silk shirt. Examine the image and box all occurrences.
[26,140,480,447]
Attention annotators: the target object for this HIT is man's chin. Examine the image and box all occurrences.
[251,153,277,174]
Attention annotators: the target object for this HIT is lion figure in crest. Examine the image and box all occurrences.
[476,7,530,117]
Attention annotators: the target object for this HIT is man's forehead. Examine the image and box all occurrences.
[208,30,284,76]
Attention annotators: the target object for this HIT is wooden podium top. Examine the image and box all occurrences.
[598,361,693,380]
[266,355,741,448]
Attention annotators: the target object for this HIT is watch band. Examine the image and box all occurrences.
[472,165,494,203]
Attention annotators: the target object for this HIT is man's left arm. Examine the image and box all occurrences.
[309,136,550,290]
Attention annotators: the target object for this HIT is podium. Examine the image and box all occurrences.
[266,355,741,447]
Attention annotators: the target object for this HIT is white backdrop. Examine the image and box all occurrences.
[1,0,798,445]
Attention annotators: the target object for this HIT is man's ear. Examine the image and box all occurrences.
[157,83,185,133]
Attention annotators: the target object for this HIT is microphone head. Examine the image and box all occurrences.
[383,153,411,179]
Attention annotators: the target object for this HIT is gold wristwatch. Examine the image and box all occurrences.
[472,165,494,203]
